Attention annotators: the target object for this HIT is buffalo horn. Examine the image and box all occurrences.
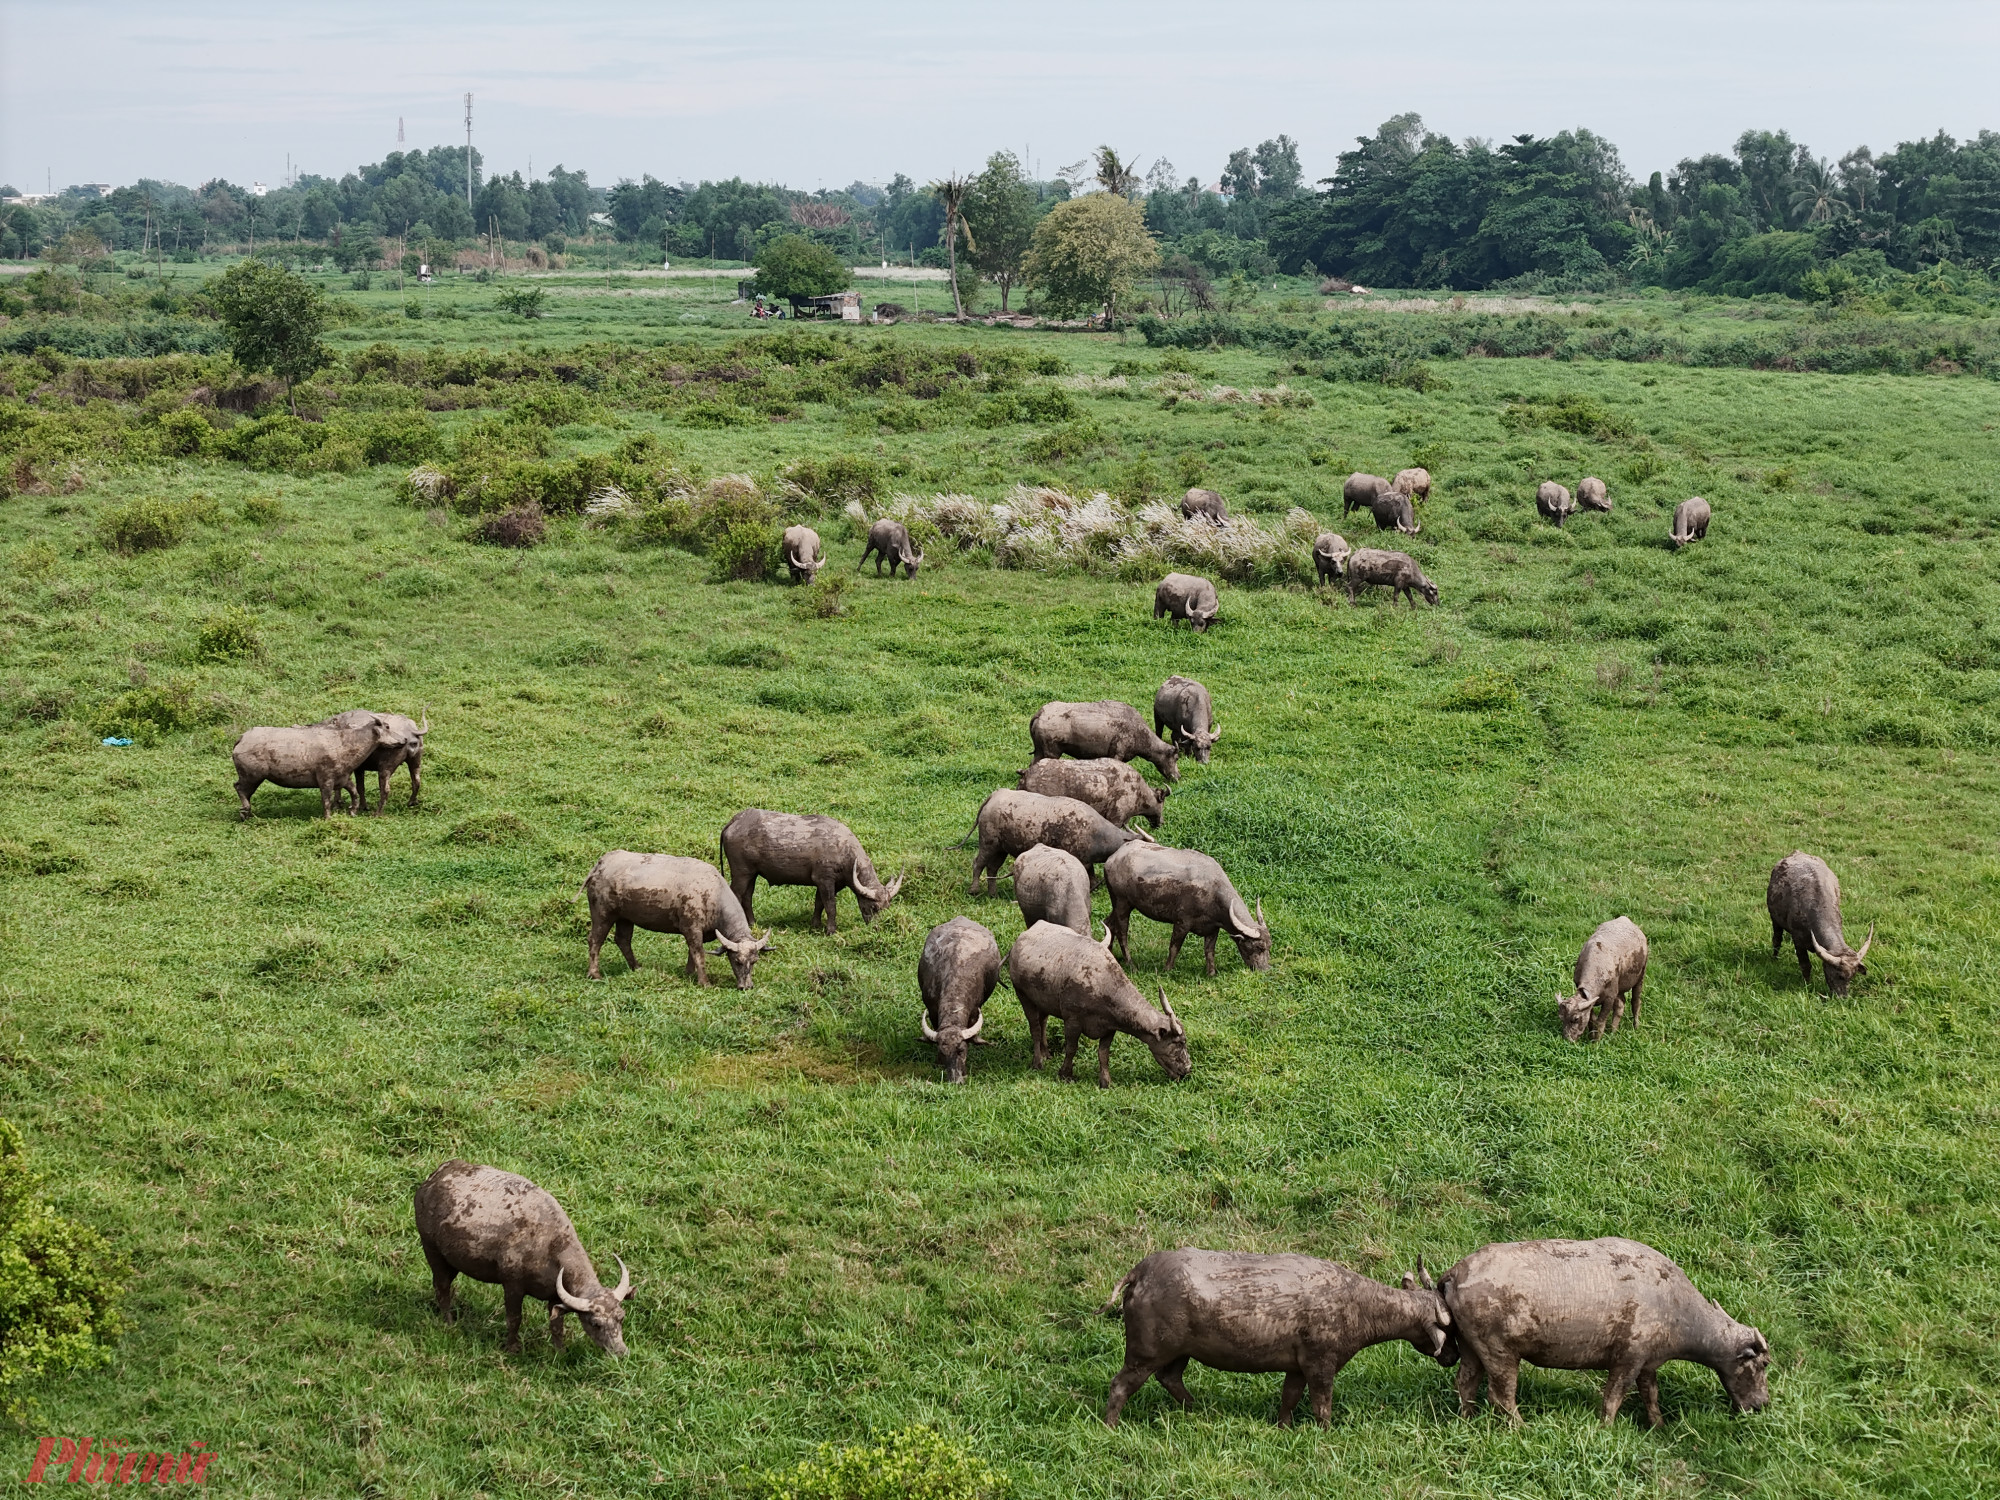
[1255,897,1265,934]
[1855,924,1874,961]
[921,1012,939,1042]
[883,865,907,899]
[555,1266,594,1313]
[613,1255,632,1300]
[962,1010,983,1041]
[1099,922,1115,951]
[1158,987,1177,1024]
[1417,1253,1434,1290]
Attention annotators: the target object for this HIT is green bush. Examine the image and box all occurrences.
[192,606,261,661]
[496,285,548,319]
[90,678,216,743]
[782,453,885,507]
[1439,670,1520,711]
[240,494,284,525]
[710,520,781,582]
[0,1119,123,1418]
[96,495,218,554]
[447,812,534,847]
[755,1427,1007,1500]
[153,407,215,458]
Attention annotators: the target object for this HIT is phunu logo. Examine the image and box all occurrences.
[27,1438,216,1484]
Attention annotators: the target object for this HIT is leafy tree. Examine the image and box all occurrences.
[929,175,977,317]
[966,151,1039,311]
[1024,191,1159,322]
[753,234,851,309]
[1790,157,1844,224]
[1253,136,1304,198]
[608,174,684,241]
[496,284,547,318]
[208,260,331,414]
[1093,146,1139,198]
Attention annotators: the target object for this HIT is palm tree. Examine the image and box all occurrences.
[928,175,977,318]
[1094,146,1139,198]
[1789,157,1845,226]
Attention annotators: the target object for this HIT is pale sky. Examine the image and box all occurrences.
[3,0,1996,195]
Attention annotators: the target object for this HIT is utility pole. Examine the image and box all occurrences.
[398,117,405,145]
[464,93,475,208]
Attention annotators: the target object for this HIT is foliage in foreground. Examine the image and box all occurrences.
[755,1427,1008,1500]
[0,1121,124,1418]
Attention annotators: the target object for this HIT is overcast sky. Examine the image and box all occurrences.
[3,0,1997,195]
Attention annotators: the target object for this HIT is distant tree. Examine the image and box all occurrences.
[1790,157,1844,224]
[753,234,851,309]
[1094,146,1140,198]
[208,259,331,414]
[1733,129,1803,230]
[965,151,1038,311]
[1252,136,1304,198]
[1219,148,1257,200]
[607,174,683,241]
[929,175,978,316]
[1837,147,1880,217]
[1024,191,1159,323]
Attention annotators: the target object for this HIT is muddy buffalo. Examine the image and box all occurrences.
[1105,843,1270,975]
[1312,532,1351,584]
[968,790,1153,895]
[781,525,825,584]
[919,916,1001,1082]
[1013,843,1093,935]
[316,708,427,815]
[1153,675,1219,765]
[1154,572,1219,632]
[1181,487,1227,523]
[1029,700,1179,783]
[1767,850,1872,996]
[1006,920,1189,1087]
[1559,916,1649,1042]
[232,716,409,820]
[1017,757,1168,830]
[720,809,903,935]
[582,850,771,988]
[858,518,923,577]
[1344,548,1438,608]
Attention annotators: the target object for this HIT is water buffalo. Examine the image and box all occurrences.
[1536,481,1577,526]
[919,916,1001,1082]
[1006,920,1190,1087]
[1153,675,1219,765]
[1366,489,1421,536]
[1312,532,1351,584]
[582,850,772,988]
[720,809,903,935]
[316,709,426,815]
[232,716,408,820]
[1017,757,1168,830]
[1098,1249,1454,1427]
[1669,496,1711,549]
[1181,487,1228,523]
[858,517,923,577]
[781,524,825,584]
[1444,1237,1770,1427]
[1345,548,1438,608]
[1578,476,1611,512]
[1342,472,1394,515]
[1559,916,1648,1042]
[414,1160,635,1356]
[1154,572,1219,631]
[1013,843,1092,934]
[1105,843,1271,975]
[1029,700,1179,783]
[1767,850,1872,996]
[1393,467,1432,502]
[968,790,1153,896]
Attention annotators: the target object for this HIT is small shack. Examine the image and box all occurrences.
[801,290,863,322]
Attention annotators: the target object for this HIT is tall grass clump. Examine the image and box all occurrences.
[754,1427,1007,1500]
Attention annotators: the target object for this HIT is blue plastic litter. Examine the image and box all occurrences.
[101,737,133,747]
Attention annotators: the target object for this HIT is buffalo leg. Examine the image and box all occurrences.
[1599,1364,1640,1426]
[1201,932,1218,977]
[502,1287,525,1353]
[969,844,997,897]
[406,755,421,807]
[1157,1357,1194,1411]
[1276,1372,1307,1426]
[1095,1037,1113,1090]
[1058,1028,1082,1082]
[1796,933,1814,983]
[817,882,839,935]
[1485,1355,1523,1426]
[1108,899,1133,963]
[614,920,639,973]
[318,778,339,819]
[1164,925,1189,971]
[683,931,709,986]
[586,910,612,981]
[1771,920,1783,959]
[1104,1363,1157,1427]
[548,1304,566,1349]
[1454,1348,1486,1417]
[420,1236,457,1320]
[235,775,260,819]
[733,874,758,930]
[1628,975,1644,1028]
[1023,1002,1049,1068]
[1637,1367,1663,1428]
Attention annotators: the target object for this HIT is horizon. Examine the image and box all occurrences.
[4,0,1999,197]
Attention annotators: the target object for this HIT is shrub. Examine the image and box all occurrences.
[781,453,885,507]
[153,407,215,458]
[1440,671,1520,711]
[447,812,534,847]
[0,1119,124,1418]
[192,606,260,661]
[90,678,216,743]
[96,495,215,554]
[240,494,285,525]
[710,520,780,582]
[475,501,547,548]
[790,572,850,619]
[496,285,548,319]
[755,1427,1007,1500]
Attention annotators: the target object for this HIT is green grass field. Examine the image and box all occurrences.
[7,285,2000,1497]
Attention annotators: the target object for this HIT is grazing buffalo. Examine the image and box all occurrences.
[1669,497,1711,549]
[1155,572,1219,631]
[1098,1249,1455,1427]
[1366,489,1421,536]
[232,716,410,820]
[1181,487,1228,523]
[316,709,427,815]
[858,518,923,577]
[414,1160,635,1356]
[1029,700,1179,783]
[582,851,772,988]
[1342,473,1394,515]
[1345,548,1438,608]
[1312,532,1351,584]
[1013,843,1093,935]
[720,809,903,935]
[1559,916,1649,1042]
[1536,481,1577,526]
[969,790,1152,895]
[1105,843,1271,975]
[1393,467,1432,502]
[919,917,1001,1082]
[1444,1238,1770,1427]
[1577,476,1611,512]
[1006,920,1190,1087]
[1017,756,1169,830]
[1767,851,1872,996]
[1153,675,1219,766]
[781,525,825,584]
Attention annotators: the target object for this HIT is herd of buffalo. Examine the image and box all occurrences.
[230,465,1832,1432]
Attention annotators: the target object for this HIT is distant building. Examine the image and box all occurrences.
[249,182,270,197]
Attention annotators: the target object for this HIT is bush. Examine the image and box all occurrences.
[790,572,850,619]
[755,1427,1007,1500]
[475,501,547,548]
[0,1120,123,1418]
[496,285,548,319]
[710,520,780,582]
[90,678,217,743]
[447,812,534,847]
[96,495,216,554]
[782,453,885,507]
[153,407,215,458]
[192,606,261,661]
